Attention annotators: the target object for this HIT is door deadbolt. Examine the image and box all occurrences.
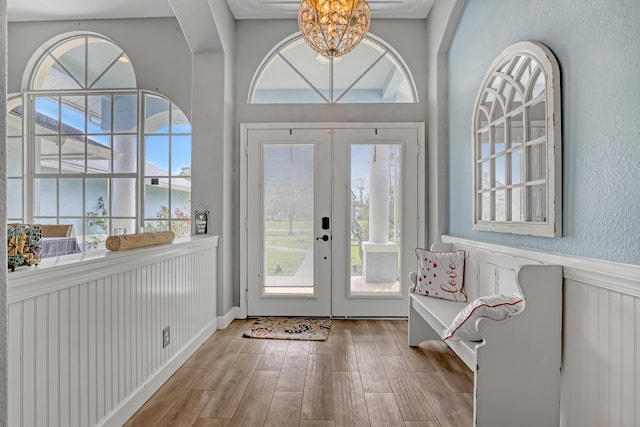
[322,217,330,230]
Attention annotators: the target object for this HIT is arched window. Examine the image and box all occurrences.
[31,35,136,90]
[472,41,561,237]
[6,33,192,251]
[249,33,417,104]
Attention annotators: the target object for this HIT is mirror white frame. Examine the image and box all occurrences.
[472,41,562,237]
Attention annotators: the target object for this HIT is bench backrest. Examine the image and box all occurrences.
[431,241,544,301]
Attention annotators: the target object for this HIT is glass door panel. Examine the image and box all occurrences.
[246,129,332,317]
[332,128,421,317]
[263,144,315,296]
[350,144,402,295]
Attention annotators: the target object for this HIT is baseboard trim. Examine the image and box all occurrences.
[97,320,218,427]
[218,306,242,329]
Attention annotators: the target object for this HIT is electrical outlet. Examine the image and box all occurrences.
[162,326,170,348]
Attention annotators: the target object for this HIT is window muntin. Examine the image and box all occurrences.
[472,41,561,237]
[6,33,192,250]
[250,33,417,104]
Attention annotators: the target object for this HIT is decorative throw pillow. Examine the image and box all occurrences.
[413,248,467,302]
[441,294,525,341]
[8,224,42,271]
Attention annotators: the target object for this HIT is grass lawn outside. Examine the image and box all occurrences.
[266,232,313,250]
[265,249,306,276]
[351,242,362,274]
[264,223,364,275]
[264,220,313,231]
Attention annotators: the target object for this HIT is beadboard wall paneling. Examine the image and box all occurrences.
[7,236,218,427]
[561,279,639,427]
[441,235,640,427]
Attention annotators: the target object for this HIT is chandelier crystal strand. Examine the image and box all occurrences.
[299,0,371,58]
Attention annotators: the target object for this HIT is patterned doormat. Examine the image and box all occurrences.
[242,317,331,341]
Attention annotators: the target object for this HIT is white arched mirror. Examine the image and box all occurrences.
[472,41,562,237]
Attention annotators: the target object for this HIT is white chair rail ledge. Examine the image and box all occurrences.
[409,239,563,427]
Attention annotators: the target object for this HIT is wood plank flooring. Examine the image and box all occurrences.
[125,319,473,427]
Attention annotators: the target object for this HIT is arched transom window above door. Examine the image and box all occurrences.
[249,33,418,104]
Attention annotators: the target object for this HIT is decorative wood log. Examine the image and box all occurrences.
[105,231,175,251]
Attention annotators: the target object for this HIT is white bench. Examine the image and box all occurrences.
[408,241,563,427]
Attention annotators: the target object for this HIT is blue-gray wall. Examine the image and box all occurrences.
[448,0,640,265]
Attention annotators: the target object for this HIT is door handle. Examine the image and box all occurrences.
[316,235,330,241]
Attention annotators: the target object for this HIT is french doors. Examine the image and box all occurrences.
[241,124,424,317]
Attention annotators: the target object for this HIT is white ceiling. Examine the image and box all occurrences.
[7,0,176,22]
[225,0,435,20]
[7,0,433,22]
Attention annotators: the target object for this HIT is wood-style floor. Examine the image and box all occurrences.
[125,319,473,427]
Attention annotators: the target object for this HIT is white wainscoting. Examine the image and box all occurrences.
[7,235,218,427]
[441,236,640,427]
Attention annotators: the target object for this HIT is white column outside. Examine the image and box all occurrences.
[111,134,137,234]
[362,145,398,283]
[368,145,390,243]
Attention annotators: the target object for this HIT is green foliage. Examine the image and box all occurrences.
[351,243,362,274]
[86,196,108,249]
[144,205,190,236]
[178,166,191,180]
[86,198,192,249]
[265,182,313,236]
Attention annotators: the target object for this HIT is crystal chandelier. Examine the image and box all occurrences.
[299,0,371,58]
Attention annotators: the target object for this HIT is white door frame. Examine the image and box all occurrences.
[240,122,426,318]
[245,128,333,316]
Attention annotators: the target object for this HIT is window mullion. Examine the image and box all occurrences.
[138,93,146,232]
[84,36,89,89]
[57,95,62,223]
[25,95,35,225]
[329,58,334,104]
